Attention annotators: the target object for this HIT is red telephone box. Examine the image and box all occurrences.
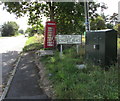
[44,21,56,48]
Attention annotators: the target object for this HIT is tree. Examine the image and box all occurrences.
[2,21,19,36]
[89,2,100,20]
[25,24,44,37]
[109,13,118,25]
[25,27,35,37]
[100,2,108,15]
[3,1,101,34]
[106,23,113,29]
[114,24,120,36]
[8,21,19,33]
[31,22,44,34]
[90,16,106,30]
[54,2,103,34]
[54,2,85,34]
[2,23,14,36]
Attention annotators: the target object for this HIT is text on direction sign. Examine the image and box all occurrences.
[56,35,82,44]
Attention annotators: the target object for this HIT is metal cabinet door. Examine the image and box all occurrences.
[97,33,105,65]
[86,32,106,65]
[86,33,99,64]
[92,33,101,65]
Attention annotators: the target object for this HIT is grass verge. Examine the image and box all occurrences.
[24,35,119,99]
[41,47,119,99]
[23,35,44,52]
[14,33,22,36]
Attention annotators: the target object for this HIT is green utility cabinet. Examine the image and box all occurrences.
[86,29,117,66]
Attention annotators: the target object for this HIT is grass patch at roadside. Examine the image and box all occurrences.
[23,35,44,52]
[41,47,119,99]
[15,33,23,36]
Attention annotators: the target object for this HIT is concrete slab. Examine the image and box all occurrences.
[36,50,54,57]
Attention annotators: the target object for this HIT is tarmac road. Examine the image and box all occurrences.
[0,35,27,95]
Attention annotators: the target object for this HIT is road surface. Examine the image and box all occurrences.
[0,35,27,96]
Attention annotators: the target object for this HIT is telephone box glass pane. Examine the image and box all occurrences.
[47,27,54,46]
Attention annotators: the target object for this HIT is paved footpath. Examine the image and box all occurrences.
[4,52,48,100]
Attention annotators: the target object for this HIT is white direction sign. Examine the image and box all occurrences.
[56,35,81,44]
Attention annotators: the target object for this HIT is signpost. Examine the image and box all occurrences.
[44,21,56,48]
[84,0,90,31]
[56,35,82,57]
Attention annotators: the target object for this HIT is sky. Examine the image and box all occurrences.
[99,0,118,15]
[0,0,119,31]
[0,4,30,31]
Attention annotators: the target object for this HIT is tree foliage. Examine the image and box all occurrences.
[114,24,120,35]
[2,21,19,36]
[106,23,113,29]
[109,13,118,25]
[25,27,35,37]
[25,24,44,37]
[54,2,84,34]
[3,1,103,34]
[90,16,106,30]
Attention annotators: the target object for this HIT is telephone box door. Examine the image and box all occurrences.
[44,21,56,48]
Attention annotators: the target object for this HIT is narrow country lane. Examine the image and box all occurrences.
[0,35,27,96]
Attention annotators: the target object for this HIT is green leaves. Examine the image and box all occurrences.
[3,2,104,35]
[2,21,19,36]
[55,2,85,35]
[90,16,106,30]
